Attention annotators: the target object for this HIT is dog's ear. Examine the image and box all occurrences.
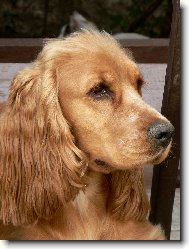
[0,63,87,226]
[107,168,149,222]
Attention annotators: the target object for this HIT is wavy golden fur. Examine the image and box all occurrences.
[0,30,171,240]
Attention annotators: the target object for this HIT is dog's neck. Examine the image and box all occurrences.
[73,171,108,214]
[33,171,108,239]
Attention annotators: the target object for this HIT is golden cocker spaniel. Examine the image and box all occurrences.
[0,30,174,240]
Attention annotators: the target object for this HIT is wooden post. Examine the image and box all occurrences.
[149,0,180,240]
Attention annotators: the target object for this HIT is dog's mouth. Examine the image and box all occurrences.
[92,142,172,173]
[150,142,172,165]
[89,159,115,173]
[95,159,106,166]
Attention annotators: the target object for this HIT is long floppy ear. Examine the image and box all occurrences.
[0,63,87,226]
[107,168,149,222]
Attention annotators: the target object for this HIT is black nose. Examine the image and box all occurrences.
[148,121,174,147]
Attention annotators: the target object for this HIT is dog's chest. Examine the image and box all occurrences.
[32,172,108,240]
[72,173,106,216]
[68,173,107,239]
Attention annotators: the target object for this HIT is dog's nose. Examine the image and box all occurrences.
[148,121,174,147]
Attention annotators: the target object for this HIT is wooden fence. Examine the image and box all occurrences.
[0,38,169,63]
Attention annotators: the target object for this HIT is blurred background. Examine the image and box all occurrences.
[0,0,172,38]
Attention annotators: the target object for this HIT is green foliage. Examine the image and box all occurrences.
[0,0,172,38]
[10,0,17,6]
[110,15,129,30]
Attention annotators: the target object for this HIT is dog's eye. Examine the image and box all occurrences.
[88,83,113,100]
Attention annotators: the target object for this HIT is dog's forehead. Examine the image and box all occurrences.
[88,49,141,83]
[57,51,141,95]
[56,32,142,93]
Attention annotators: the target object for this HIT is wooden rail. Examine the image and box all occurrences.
[0,38,169,63]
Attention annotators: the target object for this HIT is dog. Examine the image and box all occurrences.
[0,30,174,240]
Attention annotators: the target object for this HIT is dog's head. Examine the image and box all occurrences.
[56,31,174,173]
[0,30,174,225]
